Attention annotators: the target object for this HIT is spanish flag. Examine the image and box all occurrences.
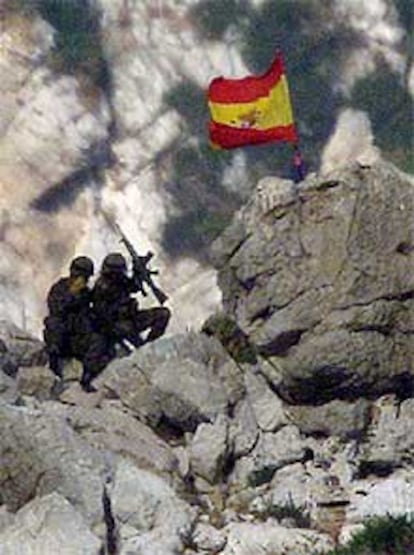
[208,52,298,149]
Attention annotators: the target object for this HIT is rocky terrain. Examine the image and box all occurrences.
[0,159,412,554]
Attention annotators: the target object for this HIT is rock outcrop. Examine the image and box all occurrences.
[211,160,413,403]
[0,160,413,554]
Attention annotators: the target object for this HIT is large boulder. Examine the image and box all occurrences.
[16,365,55,400]
[359,397,414,471]
[97,332,245,432]
[0,493,101,555]
[211,161,414,403]
[189,414,229,484]
[0,372,18,404]
[232,425,308,487]
[42,402,179,477]
[0,402,109,527]
[110,459,195,555]
[220,520,333,555]
[287,399,371,439]
[0,320,46,376]
[346,470,414,525]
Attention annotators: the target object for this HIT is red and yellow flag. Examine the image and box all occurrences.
[207,53,298,149]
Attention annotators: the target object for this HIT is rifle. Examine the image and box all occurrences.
[102,210,168,306]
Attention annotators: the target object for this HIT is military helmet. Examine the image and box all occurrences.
[102,252,127,274]
[70,256,94,278]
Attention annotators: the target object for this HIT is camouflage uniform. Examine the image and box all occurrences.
[43,256,113,392]
[92,253,170,348]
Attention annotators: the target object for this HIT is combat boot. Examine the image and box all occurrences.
[49,352,64,379]
[80,369,97,393]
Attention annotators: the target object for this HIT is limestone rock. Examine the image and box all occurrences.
[347,470,414,523]
[287,399,371,439]
[0,492,101,555]
[190,414,229,484]
[0,506,14,534]
[0,338,17,378]
[0,12,53,136]
[211,161,414,403]
[229,396,259,459]
[220,520,333,555]
[192,522,226,553]
[58,382,104,408]
[16,365,55,401]
[0,46,110,207]
[0,320,46,372]
[44,402,178,477]
[270,462,317,510]
[232,426,307,487]
[110,459,195,555]
[0,372,18,404]
[172,445,191,479]
[0,403,109,525]
[360,397,414,469]
[98,333,245,432]
[244,369,288,432]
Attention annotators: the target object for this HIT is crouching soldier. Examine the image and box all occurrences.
[92,253,170,349]
[43,256,113,393]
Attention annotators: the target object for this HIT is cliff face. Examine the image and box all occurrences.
[0,159,413,554]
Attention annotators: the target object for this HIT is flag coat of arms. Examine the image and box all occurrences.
[207,53,298,149]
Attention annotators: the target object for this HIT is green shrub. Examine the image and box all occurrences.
[266,498,311,528]
[325,514,414,555]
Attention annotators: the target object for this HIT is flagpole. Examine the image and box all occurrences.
[277,49,306,183]
[292,143,306,183]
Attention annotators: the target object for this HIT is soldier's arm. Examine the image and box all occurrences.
[124,275,142,294]
[47,282,73,316]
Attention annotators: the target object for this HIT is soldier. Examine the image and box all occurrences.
[43,255,113,393]
[92,252,170,349]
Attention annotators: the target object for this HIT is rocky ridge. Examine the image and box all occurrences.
[0,159,413,554]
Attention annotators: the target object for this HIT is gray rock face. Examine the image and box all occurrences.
[0,320,46,376]
[232,426,307,487]
[189,414,229,484]
[230,396,259,458]
[244,369,288,432]
[0,493,101,555]
[111,459,195,555]
[0,403,109,525]
[16,365,55,401]
[287,399,371,439]
[346,470,414,526]
[360,396,414,469]
[211,162,414,403]
[98,333,245,432]
[0,372,18,404]
[221,521,333,555]
[42,402,179,477]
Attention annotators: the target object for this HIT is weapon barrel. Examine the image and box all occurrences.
[150,283,168,305]
[112,222,168,305]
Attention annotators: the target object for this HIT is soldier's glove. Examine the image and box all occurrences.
[69,276,87,295]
